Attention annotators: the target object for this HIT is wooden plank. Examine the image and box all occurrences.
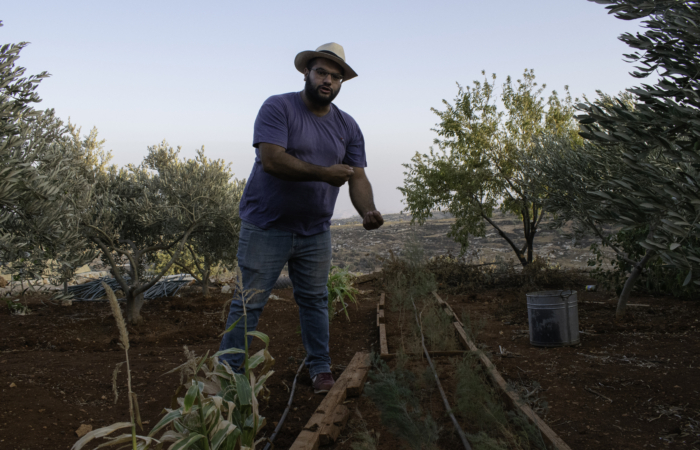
[291,352,372,449]
[319,404,350,445]
[377,308,385,324]
[432,291,572,450]
[379,323,388,355]
[380,350,471,360]
[345,352,371,397]
[379,292,385,308]
[290,430,320,450]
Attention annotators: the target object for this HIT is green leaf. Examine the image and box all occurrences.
[233,373,252,406]
[218,316,243,337]
[183,382,200,413]
[148,409,183,437]
[246,331,269,347]
[683,269,693,287]
[213,348,246,359]
[170,433,205,450]
[669,243,681,251]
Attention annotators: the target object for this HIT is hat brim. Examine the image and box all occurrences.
[294,50,358,82]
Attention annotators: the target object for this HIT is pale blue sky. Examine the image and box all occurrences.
[3,1,647,218]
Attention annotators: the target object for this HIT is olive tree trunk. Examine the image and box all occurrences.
[616,250,656,319]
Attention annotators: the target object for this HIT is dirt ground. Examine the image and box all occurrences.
[0,281,381,450]
[2,274,700,449]
[438,288,700,450]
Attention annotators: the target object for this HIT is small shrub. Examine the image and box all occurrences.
[327,266,359,321]
[6,299,30,315]
[454,355,547,450]
[364,354,440,450]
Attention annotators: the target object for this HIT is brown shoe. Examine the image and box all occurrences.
[312,372,335,394]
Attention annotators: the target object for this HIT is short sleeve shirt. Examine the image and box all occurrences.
[239,92,366,236]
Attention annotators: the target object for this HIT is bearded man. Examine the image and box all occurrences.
[218,43,383,393]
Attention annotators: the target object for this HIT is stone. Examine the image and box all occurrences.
[61,300,72,307]
[221,284,232,294]
[75,424,92,437]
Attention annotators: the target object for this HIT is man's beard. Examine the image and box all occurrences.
[304,78,340,106]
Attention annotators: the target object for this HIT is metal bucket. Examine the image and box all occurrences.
[526,290,579,347]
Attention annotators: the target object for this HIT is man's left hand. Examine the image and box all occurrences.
[363,211,384,230]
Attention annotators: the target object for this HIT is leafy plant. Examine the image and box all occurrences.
[6,299,30,315]
[400,69,580,266]
[364,354,440,450]
[74,274,274,450]
[454,355,546,450]
[82,144,245,324]
[327,266,359,321]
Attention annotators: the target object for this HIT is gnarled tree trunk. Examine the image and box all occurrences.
[616,250,656,319]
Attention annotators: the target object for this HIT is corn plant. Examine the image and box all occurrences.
[327,266,359,321]
[73,271,274,450]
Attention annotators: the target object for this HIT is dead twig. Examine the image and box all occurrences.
[585,387,613,403]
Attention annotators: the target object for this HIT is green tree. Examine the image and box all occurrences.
[160,177,245,296]
[563,0,700,313]
[400,70,579,266]
[0,26,97,292]
[82,143,243,324]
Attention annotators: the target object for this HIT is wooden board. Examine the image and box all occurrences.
[290,352,371,449]
[379,323,388,356]
[380,350,471,360]
[432,291,573,450]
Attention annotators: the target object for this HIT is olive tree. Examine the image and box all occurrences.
[0,26,96,291]
[82,143,243,324]
[560,0,700,313]
[163,176,245,296]
[401,70,579,266]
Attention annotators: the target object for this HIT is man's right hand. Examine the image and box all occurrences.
[322,164,355,187]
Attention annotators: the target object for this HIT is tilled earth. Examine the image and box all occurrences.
[0,282,381,450]
[442,289,700,450]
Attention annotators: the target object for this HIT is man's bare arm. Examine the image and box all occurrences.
[260,143,354,187]
[348,167,384,230]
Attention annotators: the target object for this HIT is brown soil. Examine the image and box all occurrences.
[0,282,381,450]
[434,288,700,450]
[2,273,699,449]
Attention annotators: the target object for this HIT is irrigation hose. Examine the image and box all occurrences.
[262,357,306,450]
[411,298,472,450]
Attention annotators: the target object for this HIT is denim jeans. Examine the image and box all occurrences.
[218,221,332,379]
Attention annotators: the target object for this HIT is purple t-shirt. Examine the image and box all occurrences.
[239,92,366,236]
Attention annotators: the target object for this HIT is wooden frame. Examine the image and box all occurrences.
[432,291,572,450]
[290,352,371,450]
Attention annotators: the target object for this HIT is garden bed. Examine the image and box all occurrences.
[0,280,381,450]
[437,287,700,449]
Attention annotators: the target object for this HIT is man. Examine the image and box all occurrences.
[218,43,383,394]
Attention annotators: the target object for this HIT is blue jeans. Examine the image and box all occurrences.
[218,221,332,378]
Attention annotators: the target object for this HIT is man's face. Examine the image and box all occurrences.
[304,58,343,106]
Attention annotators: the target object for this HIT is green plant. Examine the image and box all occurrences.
[454,355,547,450]
[6,299,29,315]
[400,69,580,266]
[364,354,440,450]
[588,225,699,298]
[327,266,359,321]
[74,273,274,450]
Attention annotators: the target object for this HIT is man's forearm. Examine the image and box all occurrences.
[263,151,327,182]
[349,175,376,216]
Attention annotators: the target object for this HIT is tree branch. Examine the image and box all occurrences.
[481,212,527,265]
[133,225,197,296]
[92,237,131,294]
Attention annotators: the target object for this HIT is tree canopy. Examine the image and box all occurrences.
[401,69,579,266]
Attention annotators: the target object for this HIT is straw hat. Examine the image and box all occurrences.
[294,42,358,82]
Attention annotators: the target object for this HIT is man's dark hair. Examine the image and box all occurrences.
[306,57,344,75]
